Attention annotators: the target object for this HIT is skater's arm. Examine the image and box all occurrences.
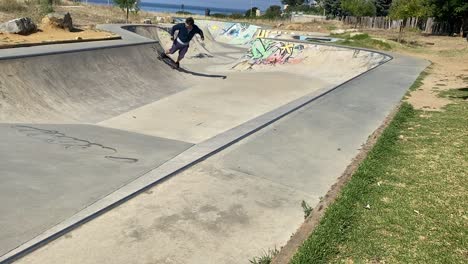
[170,24,183,40]
[195,26,205,40]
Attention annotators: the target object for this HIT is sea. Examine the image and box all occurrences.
[85,0,246,15]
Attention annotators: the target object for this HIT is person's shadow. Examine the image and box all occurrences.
[175,66,227,79]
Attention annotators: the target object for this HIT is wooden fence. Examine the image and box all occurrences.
[341,16,465,36]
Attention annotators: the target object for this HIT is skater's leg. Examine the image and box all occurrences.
[175,45,189,67]
[166,40,179,55]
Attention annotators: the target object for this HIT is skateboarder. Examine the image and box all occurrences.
[165,17,204,68]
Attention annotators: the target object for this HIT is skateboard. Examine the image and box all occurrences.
[157,51,180,70]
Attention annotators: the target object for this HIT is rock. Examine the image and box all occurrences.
[330,29,345,34]
[143,19,152,24]
[75,37,82,40]
[42,12,73,31]
[0,17,37,35]
[162,16,173,23]
[154,17,163,23]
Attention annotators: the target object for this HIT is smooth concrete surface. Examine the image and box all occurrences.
[0,124,192,257]
[15,158,317,264]
[218,54,430,195]
[0,43,191,123]
[99,71,331,143]
[13,53,429,264]
[98,26,389,144]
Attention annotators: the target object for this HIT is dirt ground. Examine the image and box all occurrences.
[0,26,118,47]
[363,29,468,111]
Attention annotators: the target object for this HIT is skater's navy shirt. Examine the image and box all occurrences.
[170,23,204,44]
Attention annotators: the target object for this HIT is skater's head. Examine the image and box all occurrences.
[185,17,195,30]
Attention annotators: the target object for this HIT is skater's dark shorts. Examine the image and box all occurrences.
[168,40,189,61]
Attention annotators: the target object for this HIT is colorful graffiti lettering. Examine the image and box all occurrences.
[223,23,248,36]
[196,20,259,45]
[256,29,268,38]
[247,38,304,65]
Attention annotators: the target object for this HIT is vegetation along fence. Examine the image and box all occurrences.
[341,16,466,36]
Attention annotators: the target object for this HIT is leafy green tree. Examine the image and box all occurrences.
[264,5,283,18]
[389,0,427,19]
[375,0,392,16]
[390,0,428,41]
[341,0,376,16]
[281,0,306,6]
[426,0,468,35]
[321,0,344,17]
[113,0,139,23]
[245,7,259,17]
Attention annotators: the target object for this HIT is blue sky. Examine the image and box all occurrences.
[148,0,284,10]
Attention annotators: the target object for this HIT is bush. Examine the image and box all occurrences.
[350,33,370,40]
[176,11,192,15]
[229,13,244,19]
[0,0,26,12]
[40,0,54,14]
[211,13,227,18]
[263,5,282,19]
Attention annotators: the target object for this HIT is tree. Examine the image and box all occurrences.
[389,0,426,19]
[264,5,283,19]
[341,0,376,17]
[281,0,306,6]
[321,0,344,17]
[113,0,139,23]
[375,0,392,16]
[426,0,468,35]
[390,0,428,41]
[245,7,259,17]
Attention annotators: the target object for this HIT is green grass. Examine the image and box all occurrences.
[291,74,468,263]
[250,248,279,264]
[301,200,313,219]
[332,33,393,51]
[407,68,430,92]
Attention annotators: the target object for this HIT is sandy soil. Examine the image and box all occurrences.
[363,29,468,111]
[0,26,118,47]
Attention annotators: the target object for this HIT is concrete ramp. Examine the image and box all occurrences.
[0,41,190,123]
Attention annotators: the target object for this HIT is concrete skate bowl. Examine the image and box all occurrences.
[0,42,192,123]
[0,23,393,263]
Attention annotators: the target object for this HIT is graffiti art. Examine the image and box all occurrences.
[246,38,305,65]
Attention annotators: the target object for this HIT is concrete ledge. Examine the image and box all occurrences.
[0,24,156,61]
[0,36,122,49]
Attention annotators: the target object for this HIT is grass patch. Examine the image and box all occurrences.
[408,68,430,92]
[249,248,279,264]
[0,0,56,23]
[291,73,468,263]
[301,200,313,219]
[437,47,468,57]
[333,33,392,51]
[439,87,468,100]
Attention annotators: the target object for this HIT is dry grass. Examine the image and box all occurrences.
[0,0,26,12]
